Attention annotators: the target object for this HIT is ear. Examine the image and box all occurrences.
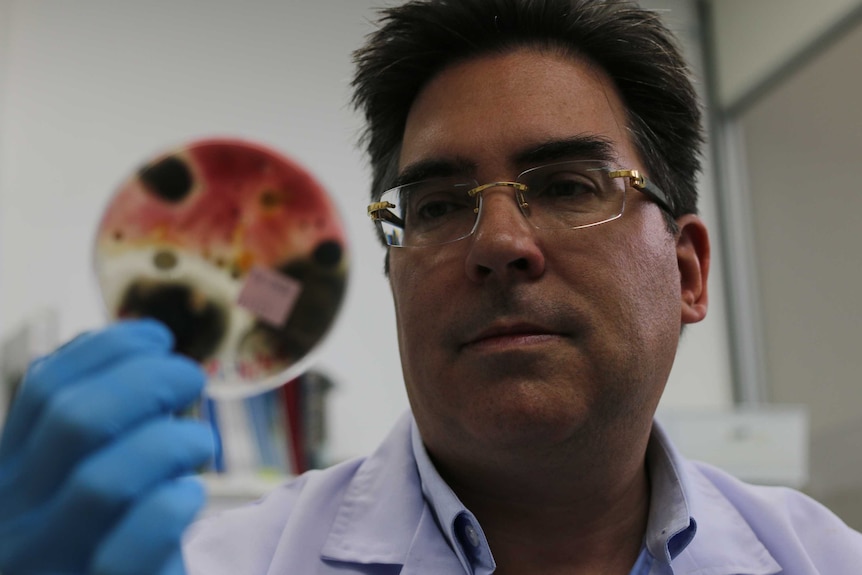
[675,214,710,324]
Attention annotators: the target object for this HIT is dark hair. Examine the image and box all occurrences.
[352,0,704,234]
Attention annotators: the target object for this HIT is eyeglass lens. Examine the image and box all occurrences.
[378,160,626,247]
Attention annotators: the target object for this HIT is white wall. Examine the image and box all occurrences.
[0,0,11,327]
[736,15,862,527]
[646,0,733,410]
[0,0,732,463]
[705,0,862,525]
[711,0,862,109]
[0,0,407,463]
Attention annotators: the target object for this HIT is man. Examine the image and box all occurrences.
[1,1,860,574]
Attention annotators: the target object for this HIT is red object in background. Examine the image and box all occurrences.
[93,138,348,399]
[281,378,307,475]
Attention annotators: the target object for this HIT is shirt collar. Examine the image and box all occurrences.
[410,418,693,574]
[320,412,479,573]
[320,412,424,564]
[410,418,496,575]
[322,412,780,575]
[644,421,697,563]
[411,418,780,575]
[648,420,781,575]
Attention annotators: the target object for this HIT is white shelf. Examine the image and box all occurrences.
[203,472,289,497]
[201,472,291,514]
[657,405,809,488]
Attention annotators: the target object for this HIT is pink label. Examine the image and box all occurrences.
[237,266,302,327]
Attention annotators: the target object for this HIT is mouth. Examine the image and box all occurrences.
[461,321,567,351]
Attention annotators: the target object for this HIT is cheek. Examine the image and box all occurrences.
[388,252,458,422]
[389,253,424,328]
[389,248,462,322]
[576,216,680,348]
[614,227,682,357]
[388,251,447,367]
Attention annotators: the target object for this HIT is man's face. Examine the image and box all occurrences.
[389,48,708,467]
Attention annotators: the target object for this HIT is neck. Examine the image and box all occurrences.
[428,428,653,575]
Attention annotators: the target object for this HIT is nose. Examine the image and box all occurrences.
[464,187,545,283]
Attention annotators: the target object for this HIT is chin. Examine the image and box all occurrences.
[462,384,595,449]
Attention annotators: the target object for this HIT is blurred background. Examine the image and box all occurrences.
[0,0,859,524]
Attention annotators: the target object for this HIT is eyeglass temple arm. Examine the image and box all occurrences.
[368,201,405,228]
[608,169,675,215]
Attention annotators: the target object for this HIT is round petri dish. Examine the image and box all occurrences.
[93,138,348,399]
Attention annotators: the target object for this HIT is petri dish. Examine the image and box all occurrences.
[93,138,348,399]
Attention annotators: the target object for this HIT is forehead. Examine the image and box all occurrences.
[399,48,639,174]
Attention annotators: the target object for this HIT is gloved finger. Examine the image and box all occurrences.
[54,417,213,524]
[0,420,212,574]
[159,548,190,575]
[91,477,205,575]
[0,319,173,459]
[15,354,206,503]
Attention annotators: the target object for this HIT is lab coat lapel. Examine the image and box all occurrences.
[319,412,461,573]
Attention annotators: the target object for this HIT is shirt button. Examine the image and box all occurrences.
[464,523,480,548]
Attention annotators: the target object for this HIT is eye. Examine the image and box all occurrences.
[536,173,599,199]
[402,183,473,226]
[415,194,469,221]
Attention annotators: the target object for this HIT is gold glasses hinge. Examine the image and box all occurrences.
[368,200,405,228]
[608,169,646,190]
[368,201,396,221]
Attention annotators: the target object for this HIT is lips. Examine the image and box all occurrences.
[461,320,566,350]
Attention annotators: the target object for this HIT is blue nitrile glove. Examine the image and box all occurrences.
[0,319,215,575]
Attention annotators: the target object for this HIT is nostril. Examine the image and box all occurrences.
[465,228,545,282]
[153,250,178,271]
[474,263,492,278]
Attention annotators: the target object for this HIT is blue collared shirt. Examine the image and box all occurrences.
[410,418,694,575]
[185,411,862,574]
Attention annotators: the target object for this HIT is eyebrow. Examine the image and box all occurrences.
[393,157,476,188]
[393,134,619,188]
[513,135,619,166]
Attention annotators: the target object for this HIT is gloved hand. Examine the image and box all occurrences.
[0,319,215,575]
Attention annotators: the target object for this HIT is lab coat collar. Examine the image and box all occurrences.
[320,413,783,575]
[650,422,781,575]
[320,412,463,571]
